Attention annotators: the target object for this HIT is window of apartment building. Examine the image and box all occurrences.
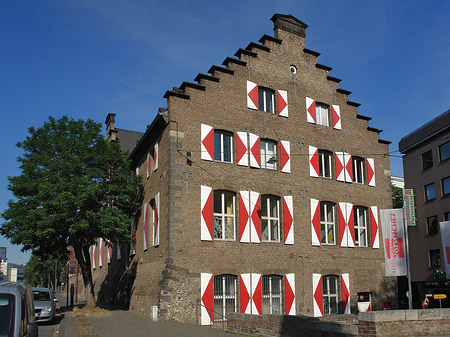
[425,183,436,201]
[214,131,232,163]
[352,157,365,184]
[213,191,235,240]
[422,150,433,170]
[213,275,237,321]
[318,150,332,178]
[442,177,450,196]
[445,212,450,221]
[354,207,367,247]
[322,275,338,315]
[262,275,282,314]
[320,202,335,244]
[258,87,274,113]
[260,139,277,170]
[440,142,450,162]
[427,215,438,235]
[316,103,329,126]
[429,249,441,268]
[261,195,280,242]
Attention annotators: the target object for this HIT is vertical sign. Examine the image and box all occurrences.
[439,221,450,279]
[403,189,416,226]
[380,209,407,276]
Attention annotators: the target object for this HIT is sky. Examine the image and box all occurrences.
[1,0,449,264]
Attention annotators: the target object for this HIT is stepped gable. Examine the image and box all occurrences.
[161,13,388,143]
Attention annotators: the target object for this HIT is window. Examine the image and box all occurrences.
[0,294,15,336]
[422,150,433,170]
[260,140,277,170]
[213,191,235,240]
[445,212,450,221]
[320,202,335,244]
[440,142,450,162]
[261,195,280,242]
[318,150,332,178]
[258,88,274,113]
[213,275,237,321]
[354,207,367,247]
[352,157,364,184]
[425,183,436,201]
[427,216,438,235]
[214,131,232,163]
[429,250,441,267]
[262,275,282,314]
[316,103,329,126]
[322,275,338,315]
[442,177,450,196]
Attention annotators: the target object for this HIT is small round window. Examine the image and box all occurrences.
[289,65,297,75]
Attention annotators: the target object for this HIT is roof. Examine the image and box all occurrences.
[115,128,144,153]
[398,109,450,153]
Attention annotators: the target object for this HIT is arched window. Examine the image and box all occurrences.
[322,275,338,315]
[316,102,329,126]
[258,87,274,113]
[213,275,237,321]
[262,275,282,314]
[213,190,236,240]
[261,195,280,242]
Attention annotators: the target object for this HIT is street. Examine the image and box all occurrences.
[37,293,67,337]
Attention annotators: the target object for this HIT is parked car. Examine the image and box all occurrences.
[31,287,57,323]
[0,281,39,337]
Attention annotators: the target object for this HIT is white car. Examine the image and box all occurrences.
[32,287,57,323]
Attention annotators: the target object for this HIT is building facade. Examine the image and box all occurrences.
[92,14,396,323]
[398,109,450,308]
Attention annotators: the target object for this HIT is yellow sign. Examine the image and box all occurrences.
[434,294,447,299]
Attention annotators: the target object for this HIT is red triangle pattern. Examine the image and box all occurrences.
[202,128,214,160]
[277,91,287,115]
[201,190,213,239]
[314,277,323,315]
[239,194,249,241]
[251,138,261,167]
[335,153,343,179]
[248,85,258,108]
[251,195,261,241]
[280,142,289,170]
[201,277,214,322]
[236,134,246,164]
[253,277,262,315]
[341,276,349,311]
[367,161,374,183]
[332,106,340,128]
[240,276,251,313]
[370,210,378,246]
[285,277,295,314]
[283,199,293,242]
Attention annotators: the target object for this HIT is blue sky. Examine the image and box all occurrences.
[1,0,449,264]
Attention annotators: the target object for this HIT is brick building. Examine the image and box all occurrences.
[91,14,396,323]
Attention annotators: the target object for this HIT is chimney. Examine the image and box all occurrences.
[271,14,308,39]
[105,113,118,141]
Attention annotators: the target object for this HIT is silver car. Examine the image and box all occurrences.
[32,287,57,323]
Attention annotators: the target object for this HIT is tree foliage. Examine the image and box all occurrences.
[23,254,65,288]
[1,116,142,306]
[392,184,403,209]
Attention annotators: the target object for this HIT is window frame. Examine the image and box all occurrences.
[262,275,282,315]
[261,195,280,242]
[429,249,441,268]
[422,150,433,170]
[354,206,368,247]
[322,275,338,315]
[439,142,450,162]
[352,157,365,184]
[426,215,438,235]
[425,183,436,201]
[213,190,236,240]
[258,87,274,113]
[260,139,277,170]
[442,176,450,196]
[214,130,233,163]
[318,150,332,178]
[320,202,336,245]
[213,274,237,321]
[315,102,329,127]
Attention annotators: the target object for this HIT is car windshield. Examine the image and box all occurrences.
[0,293,15,337]
[33,290,51,301]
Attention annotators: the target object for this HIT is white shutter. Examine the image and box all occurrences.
[312,274,323,317]
[309,146,319,178]
[236,132,249,166]
[247,80,258,110]
[200,273,213,325]
[201,124,214,161]
[249,133,261,169]
[250,191,261,243]
[306,97,316,123]
[344,152,353,183]
[201,186,213,241]
[283,196,294,245]
[153,192,160,247]
[342,273,350,314]
[285,273,296,315]
[370,206,379,249]
[277,90,288,117]
[239,191,250,243]
[280,140,291,173]
[153,142,159,171]
[240,273,252,313]
[331,105,341,130]
[311,198,321,246]
[367,158,375,186]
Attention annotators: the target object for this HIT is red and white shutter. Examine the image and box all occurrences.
[285,273,296,315]
[277,90,288,117]
[236,132,249,167]
[91,244,96,270]
[247,80,258,110]
[311,198,321,246]
[280,140,291,173]
[201,124,214,161]
[370,206,379,249]
[250,191,261,243]
[341,273,350,314]
[147,152,151,178]
[143,203,149,251]
[135,166,139,176]
[239,191,250,243]
[153,142,159,171]
[153,192,160,247]
[309,146,319,178]
[201,185,213,241]
[201,273,214,325]
[335,152,345,182]
[130,221,136,256]
[306,97,316,124]
[117,243,121,261]
[367,158,375,186]
[344,152,353,182]
[283,196,294,245]
[99,238,103,268]
[339,202,355,247]
[313,273,323,317]
[249,133,260,169]
[331,105,341,130]
[107,242,112,264]
[240,273,252,314]
[251,273,262,315]
[347,203,355,247]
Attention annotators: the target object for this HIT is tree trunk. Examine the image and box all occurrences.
[72,237,96,308]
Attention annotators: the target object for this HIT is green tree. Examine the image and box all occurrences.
[392,184,403,208]
[24,254,65,288]
[1,116,142,307]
